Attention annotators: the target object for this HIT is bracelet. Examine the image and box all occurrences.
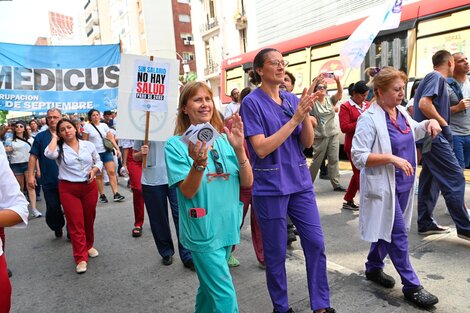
[239,159,249,168]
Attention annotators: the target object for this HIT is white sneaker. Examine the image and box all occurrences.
[32,208,42,218]
[76,261,87,274]
[88,247,99,258]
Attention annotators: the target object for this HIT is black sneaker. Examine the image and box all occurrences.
[54,229,63,238]
[99,194,108,203]
[333,186,346,192]
[365,269,395,288]
[418,224,450,235]
[342,201,359,211]
[457,230,470,241]
[273,308,295,313]
[287,230,297,245]
[113,192,125,202]
[404,286,439,308]
[183,259,195,271]
[162,255,173,266]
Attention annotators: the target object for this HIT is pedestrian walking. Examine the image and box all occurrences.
[45,119,102,274]
[27,108,66,238]
[352,66,440,308]
[413,50,470,241]
[83,109,124,204]
[0,148,29,313]
[240,48,334,313]
[165,81,253,313]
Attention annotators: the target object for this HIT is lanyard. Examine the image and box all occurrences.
[388,112,411,134]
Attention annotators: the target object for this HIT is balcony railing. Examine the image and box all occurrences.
[204,60,219,76]
[200,17,219,33]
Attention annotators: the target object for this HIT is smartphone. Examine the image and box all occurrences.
[322,72,334,78]
[190,208,206,218]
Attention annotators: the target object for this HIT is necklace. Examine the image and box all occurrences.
[388,112,410,134]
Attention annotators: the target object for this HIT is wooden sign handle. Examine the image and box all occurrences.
[142,55,154,168]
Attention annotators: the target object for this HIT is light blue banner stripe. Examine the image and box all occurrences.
[0,43,120,68]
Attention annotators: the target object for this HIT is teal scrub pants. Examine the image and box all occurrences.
[191,245,239,313]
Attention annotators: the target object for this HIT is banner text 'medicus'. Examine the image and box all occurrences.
[0,65,120,91]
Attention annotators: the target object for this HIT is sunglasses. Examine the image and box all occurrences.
[210,149,224,175]
[317,85,327,90]
[15,124,24,128]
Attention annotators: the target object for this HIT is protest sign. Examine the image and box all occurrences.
[0,43,120,113]
[115,53,179,143]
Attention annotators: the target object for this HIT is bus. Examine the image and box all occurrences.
[220,0,470,103]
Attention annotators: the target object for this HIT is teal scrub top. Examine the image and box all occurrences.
[165,134,243,252]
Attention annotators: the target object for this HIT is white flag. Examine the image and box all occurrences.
[340,0,402,69]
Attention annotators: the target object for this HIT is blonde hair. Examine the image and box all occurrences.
[373,67,408,98]
[174,81,224,135]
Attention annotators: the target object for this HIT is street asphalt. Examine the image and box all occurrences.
[5,168,470,313]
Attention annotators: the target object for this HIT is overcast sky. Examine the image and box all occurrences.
[0,0,81,44]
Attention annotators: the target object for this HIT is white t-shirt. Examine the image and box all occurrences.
[8,138,33,164]
[0,153,29,255]
[460,77,470,98]
[84,122,111,153]
[224,101,241,119]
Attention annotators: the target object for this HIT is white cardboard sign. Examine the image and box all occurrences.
[116,54,179,141]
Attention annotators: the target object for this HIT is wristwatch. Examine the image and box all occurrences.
[193,162,206,172]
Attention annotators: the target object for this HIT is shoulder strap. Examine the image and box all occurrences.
[446,77,464,101]
[91,123,104,139]
[15,137,31,147]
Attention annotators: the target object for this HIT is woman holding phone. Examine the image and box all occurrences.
[308,73,345,191]
[45,119,103,274]
[165,81,253,312]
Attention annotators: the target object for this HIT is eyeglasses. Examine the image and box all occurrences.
[210,149,224,175]
[15,124,24,128]
[265,60,289,68]
[317,85,327,90]
[47,116,61,120]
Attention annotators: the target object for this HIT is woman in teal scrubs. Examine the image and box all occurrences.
[165,81,253,313]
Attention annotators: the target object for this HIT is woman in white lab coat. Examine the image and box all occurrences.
[351,67,440,309]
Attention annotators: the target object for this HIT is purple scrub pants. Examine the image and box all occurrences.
[365,189,421,293]
[253,188,330,312]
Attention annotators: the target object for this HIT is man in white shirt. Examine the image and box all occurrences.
[0,151,29,311]
[224,88,240,120]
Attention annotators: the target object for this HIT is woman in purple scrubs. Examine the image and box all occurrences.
[351,67,441,308]
[240,48,334,313]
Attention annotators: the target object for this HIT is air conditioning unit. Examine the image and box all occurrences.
[189,40,194,45]
[183,40,190,45]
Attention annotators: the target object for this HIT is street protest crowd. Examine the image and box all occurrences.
[0,48,470,313]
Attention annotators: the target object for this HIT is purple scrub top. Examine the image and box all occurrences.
[386,110,416,193]
[240,88,312,196]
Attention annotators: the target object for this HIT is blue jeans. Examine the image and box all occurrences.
[141,184,191,263]
[452,134,470,168]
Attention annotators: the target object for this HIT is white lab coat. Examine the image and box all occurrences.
[351,102,428,243]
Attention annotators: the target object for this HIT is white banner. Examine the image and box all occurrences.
[340,0,402,69]
[116,54,180,141]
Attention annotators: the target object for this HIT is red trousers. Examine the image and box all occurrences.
[238,186,264,264]
[0,254,11,313]
[59,180,98,264]
[127,149,145,227]
[344,150,360,202]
